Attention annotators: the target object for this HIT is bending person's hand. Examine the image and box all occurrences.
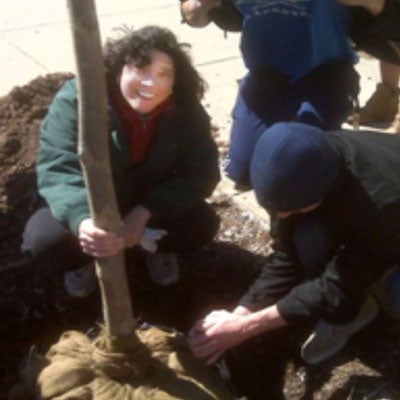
[188,304,287,365]
[188,309,251,365]
[78,218,125,257]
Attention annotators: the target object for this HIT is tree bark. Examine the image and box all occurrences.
[67,0,138,350]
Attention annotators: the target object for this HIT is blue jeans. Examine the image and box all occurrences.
[225,61,359,185]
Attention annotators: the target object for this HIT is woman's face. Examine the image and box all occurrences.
[119,49,175,114]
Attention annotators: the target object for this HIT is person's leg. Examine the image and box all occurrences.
[225,75,269,187]
[144,202,220,285]
[380,60,400,88]
[225,71,297,187]
[381,60,400,133]
[151,202,220,254]
[293,210,379,321]
[369,263,400,319]
[22,207,95,297]
[387,102,400,133]
[293,212,378,364]
[359,60,400,124]
[297,61,360,129]
[22,206,90,274]
[301,295,378,364]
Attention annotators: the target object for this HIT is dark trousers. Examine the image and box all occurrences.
[22,202,220,274]
[225,61,360,185]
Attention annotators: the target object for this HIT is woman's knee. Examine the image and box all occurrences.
[21,207,74,259]
[154,203,220,253]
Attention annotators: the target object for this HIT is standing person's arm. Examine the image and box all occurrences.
[180,0,222,27]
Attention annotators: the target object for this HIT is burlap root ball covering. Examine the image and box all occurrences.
[9,325,234,400]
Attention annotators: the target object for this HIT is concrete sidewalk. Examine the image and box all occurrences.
[0,1,239,89]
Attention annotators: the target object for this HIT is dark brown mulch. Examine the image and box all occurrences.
[1,74,400,400]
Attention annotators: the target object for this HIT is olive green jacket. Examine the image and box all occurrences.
[37,79,220,234]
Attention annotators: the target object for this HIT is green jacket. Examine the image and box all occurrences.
[37,79,220,235]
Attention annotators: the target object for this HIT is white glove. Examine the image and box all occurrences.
[139,228,168,252]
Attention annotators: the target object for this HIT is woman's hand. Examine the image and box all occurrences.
[78,218,126,258]
[120,205,152,248]
[188,309,251,365]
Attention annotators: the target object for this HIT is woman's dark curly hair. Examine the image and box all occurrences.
[103,25,206,106]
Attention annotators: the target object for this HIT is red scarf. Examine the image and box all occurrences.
[112,92,176,164]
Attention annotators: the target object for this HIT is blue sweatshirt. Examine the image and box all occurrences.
[234,0,356,82]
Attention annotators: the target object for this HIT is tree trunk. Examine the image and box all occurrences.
[67,0,138,351]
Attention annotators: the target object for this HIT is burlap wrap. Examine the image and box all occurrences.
[8,326,234,400]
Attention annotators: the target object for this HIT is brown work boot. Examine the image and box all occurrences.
[358,83,399,124]
[386,105,400,134]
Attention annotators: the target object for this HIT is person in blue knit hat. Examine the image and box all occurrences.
[250,123,340,214]
[189,121,400,366]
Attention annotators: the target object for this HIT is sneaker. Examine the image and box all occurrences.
[146,253,179,286]
[369,265,400,320]
[301,295,379,365]
[64,263,97,298]
[357,83,399,124]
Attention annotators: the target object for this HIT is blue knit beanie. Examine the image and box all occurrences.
[250,122,340,211]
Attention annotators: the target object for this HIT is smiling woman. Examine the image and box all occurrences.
[119,50,175,114]
[21,25,220,298]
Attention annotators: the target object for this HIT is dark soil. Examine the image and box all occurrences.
[1,74,400,400]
